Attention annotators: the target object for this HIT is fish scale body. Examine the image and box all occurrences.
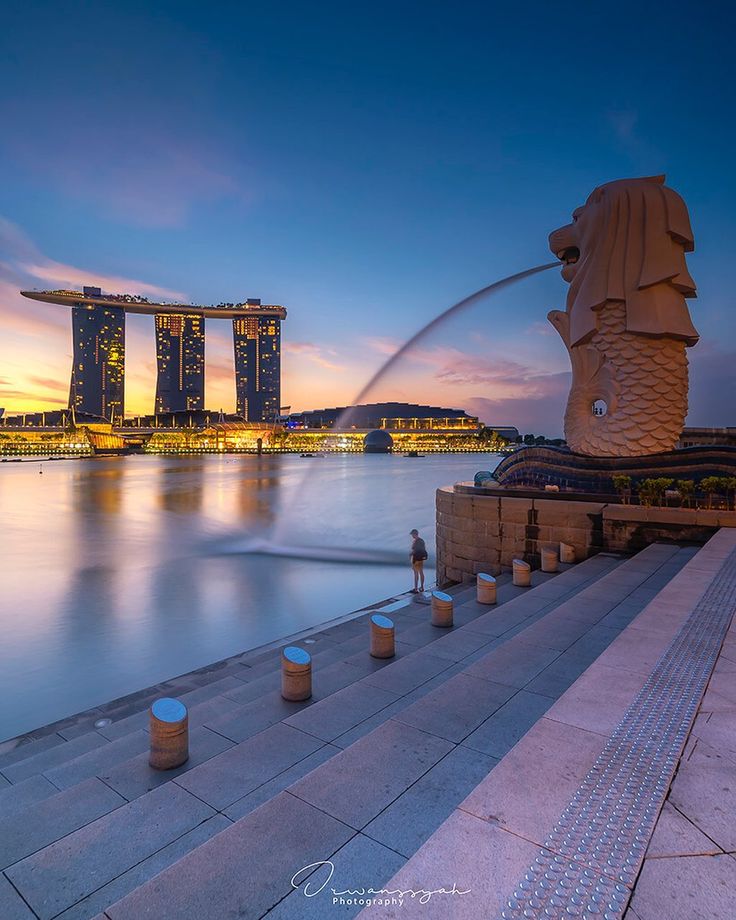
[565,302,688,457]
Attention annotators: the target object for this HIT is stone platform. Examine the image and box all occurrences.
[437,484,736,584]
[0,533,733,919]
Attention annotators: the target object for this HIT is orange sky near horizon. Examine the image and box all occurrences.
[0,225,572,428]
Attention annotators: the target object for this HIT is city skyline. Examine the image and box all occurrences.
[20,287,286,421]
[1,2,735,433]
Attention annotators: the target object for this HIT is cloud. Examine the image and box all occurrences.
[19,260,185,301]
[0,216,190,413]
[434,353,541,389]
[0,381,67,406]
[0,217,38,262]
[364,337,400,356]
[608,110,639,145]
[525,320,555,337]
[206,360,236,383]
[0,274,69,339]
[465,371,570,435]
[0,216,186,301]
[431,349,570,434]
[28,376,68,393]
[283,341,345,371]
[463,343,736,435]
[66,151,243,229]
[605,109,661,167]
[2,113,247,228]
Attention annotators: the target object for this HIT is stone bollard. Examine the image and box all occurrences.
[560,542,576,564]
[370,613,396,659]
[431,590,454,627]
[477,572,497,605]
[512,559,531,587]
[281,646,312,701]
[541,546,559,573]
[149,698,189,771]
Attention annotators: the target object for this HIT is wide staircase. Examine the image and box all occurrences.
[0,540,717,920]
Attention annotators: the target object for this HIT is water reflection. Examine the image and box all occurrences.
[72,462,125,515]
[157,460,205,515]
[0,453,499,740]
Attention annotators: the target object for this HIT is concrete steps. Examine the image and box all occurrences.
[0,559,605,784]
[0,546,695,920]
[90,546,693,920]
[353,532,735,920]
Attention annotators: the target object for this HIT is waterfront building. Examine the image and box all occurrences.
[144,421,277,453]
[121,410,239,429]
[678,427,736,448]
[289,402,479,429]
[287,403,518,440]
[68,286,125,419]
[20,289,286,421]
[154,313,205,413]
[233,300,282,422]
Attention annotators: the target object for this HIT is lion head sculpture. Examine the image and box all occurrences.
[549,175,698,348]
[547,176,699,457]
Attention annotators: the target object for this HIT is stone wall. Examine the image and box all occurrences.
[436,485,736,585]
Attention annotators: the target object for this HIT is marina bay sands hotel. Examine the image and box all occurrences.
[21,287,286,422]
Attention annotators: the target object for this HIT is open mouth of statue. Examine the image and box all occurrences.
[557,246,580,265]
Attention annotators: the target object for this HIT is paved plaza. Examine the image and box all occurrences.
[0,531,734,919]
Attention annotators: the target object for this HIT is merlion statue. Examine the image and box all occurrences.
[548,175,698,457]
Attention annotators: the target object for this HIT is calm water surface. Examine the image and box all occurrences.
[0,453,500,740]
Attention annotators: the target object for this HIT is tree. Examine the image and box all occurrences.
[523,434,536,445]
[612,474,632,504]
[676,480,695,509]
[725,477,736,511]
[701,476,723,510]
[638,478,673,507]
[478,426,504,445]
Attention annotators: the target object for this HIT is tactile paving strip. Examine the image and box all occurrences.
[499,547,736,920]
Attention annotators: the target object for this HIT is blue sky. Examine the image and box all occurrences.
[1,0,734,433]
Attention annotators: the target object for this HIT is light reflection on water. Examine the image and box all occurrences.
[0,453,500,740]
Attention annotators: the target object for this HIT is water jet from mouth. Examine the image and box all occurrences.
[214,261,559,563]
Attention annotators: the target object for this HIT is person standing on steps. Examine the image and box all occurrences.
[410,528,428,593]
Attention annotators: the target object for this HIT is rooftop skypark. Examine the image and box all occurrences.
[21,288,287,319]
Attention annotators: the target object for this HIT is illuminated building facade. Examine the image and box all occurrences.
[233,300,282,421]
[289,403,480,429]
[154,313,205,413]
[21,289,286,421]
[69,287,125,420]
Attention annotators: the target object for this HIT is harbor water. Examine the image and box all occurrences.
[0,452,501,740]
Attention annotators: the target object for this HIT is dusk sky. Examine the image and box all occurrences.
[1,0,734,434]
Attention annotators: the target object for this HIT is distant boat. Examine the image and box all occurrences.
[405,450,423,458]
